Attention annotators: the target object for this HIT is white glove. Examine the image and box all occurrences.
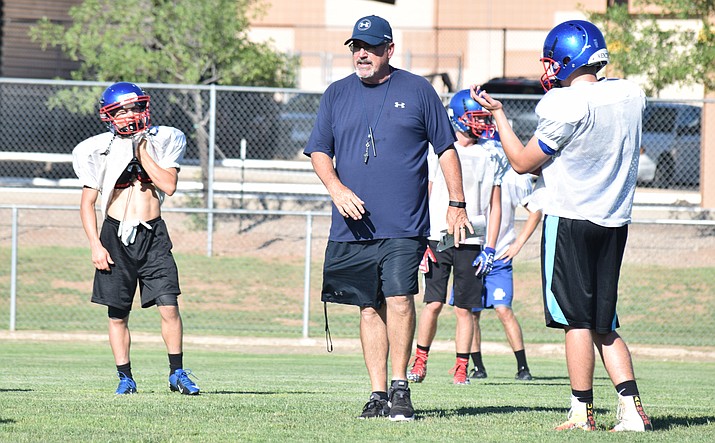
[118,219,152,246]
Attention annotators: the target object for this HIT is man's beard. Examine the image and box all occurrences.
[355,60,375,79]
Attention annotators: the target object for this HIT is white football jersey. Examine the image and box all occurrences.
[533,78,645,227]
[72,126,186,217]
[428,138,508,244]
[493,168,537,258]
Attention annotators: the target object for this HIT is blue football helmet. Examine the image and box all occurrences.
[447,89,495,138]
[99,82,151,135]
[540,20,609,91]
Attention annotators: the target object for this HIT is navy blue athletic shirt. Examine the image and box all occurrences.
[305,68,457,241]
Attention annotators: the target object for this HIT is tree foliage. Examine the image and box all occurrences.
[29,0,298,195]
[587,0,715,96]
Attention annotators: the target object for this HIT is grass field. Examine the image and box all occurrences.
[1,339,714,442]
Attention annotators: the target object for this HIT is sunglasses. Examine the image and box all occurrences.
[348,42,388,54]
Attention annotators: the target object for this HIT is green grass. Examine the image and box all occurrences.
[0,340,713,442]
[1,247,714,347]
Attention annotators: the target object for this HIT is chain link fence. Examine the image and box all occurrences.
[0,79,713,350]
[1,203,713,348]
[0,79,706,191]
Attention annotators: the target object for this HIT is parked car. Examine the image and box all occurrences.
[214,91,283,160]
[637,102,702,188]
[636,146,657,184]
[275,93,322,159]
[478,77,544,144]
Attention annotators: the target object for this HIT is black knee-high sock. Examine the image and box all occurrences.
[514,349,528,370]
[117,362,133,380]
[470,352,484,371]
[572,389,594,404]
[615,380,639,397]
[168,353,183,375]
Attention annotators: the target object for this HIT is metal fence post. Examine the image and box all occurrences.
[206,84,217,257]
[302,212,313,338]
[10,206,18,331]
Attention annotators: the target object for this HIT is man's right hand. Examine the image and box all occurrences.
[469,85,504,112]
[92,245,114,271]
[329,185,365,220]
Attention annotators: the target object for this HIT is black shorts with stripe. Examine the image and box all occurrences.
[541,215,627,333]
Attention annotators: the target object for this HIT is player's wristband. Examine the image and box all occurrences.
[449,201,466,208]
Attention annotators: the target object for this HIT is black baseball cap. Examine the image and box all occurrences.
[344,15,393,46]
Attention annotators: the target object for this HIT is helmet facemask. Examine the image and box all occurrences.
[459,110,496,139]
[100,95,151,136]
[539,57,562,91]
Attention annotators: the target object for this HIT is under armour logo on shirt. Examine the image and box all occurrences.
[394,102,405,108]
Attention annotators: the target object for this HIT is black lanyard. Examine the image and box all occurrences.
[359,72,393,164]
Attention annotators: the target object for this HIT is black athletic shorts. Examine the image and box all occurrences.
[541,215,627,333]
[423,240,483,310]
[321,237,427,309]
[92,216,181,311]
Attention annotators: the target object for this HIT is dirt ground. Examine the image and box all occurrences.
[1,330,714,362]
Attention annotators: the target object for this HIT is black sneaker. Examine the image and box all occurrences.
[515,367,533,381]
[388,380,415,422]
[469,368,487,379]
[358,393,389,419]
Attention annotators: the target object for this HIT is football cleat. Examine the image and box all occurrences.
[556,398,596,431]
[515,367,533,381]
[169,369,200,395]
[469,368,487,379]
[449,358,470,385]
[407,352,428,383]
[611,395,653,432]
[115,372,137,395]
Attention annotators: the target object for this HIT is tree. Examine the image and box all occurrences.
[587,0,715,96]
[30,0,298,194]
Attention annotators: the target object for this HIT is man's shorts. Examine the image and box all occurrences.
[541,215,627,333]
[92,216,181,311]
[424,241,483,310]
[321,237,426,309]
[471,258,513,312]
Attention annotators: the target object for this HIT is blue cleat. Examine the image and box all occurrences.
[169,369,200,395]
[115,372,137,395]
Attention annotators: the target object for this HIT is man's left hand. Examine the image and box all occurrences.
[447,206,472,247]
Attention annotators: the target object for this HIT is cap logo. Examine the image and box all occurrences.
[358,19,372,31]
